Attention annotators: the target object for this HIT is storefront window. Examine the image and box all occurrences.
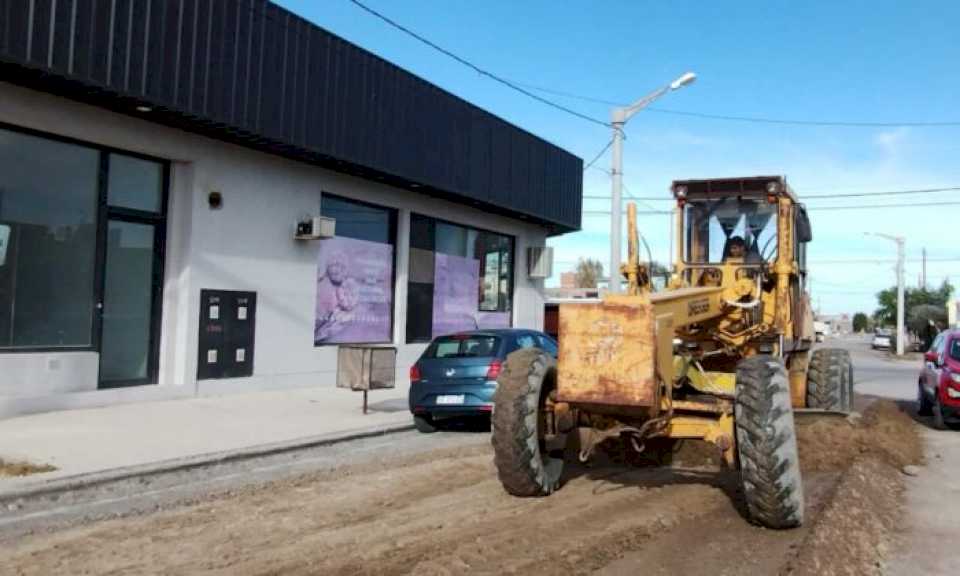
[406,214,514,343]
[315,194,397,345]
[0,128,99,348]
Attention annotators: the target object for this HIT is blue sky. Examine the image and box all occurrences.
[277,0,960,316]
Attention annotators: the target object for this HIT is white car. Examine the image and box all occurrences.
[872,333,892,350]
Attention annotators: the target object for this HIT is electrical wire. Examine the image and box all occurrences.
[584,199,960,215]
[584,185,960,201]
[346,0,609,128]
[510,79,960,128]
[582,139,613,172]
[806,201,960,211]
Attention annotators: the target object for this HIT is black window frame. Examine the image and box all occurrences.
[405,213,516,344]
[316,191,398,347]
[0,122,169,390]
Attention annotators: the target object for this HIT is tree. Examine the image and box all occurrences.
[874,280,953,335]
[909,304,947,350]
[852,312,869,333]
[574,257,604,288]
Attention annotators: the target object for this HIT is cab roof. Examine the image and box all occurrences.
[671,176,798,202]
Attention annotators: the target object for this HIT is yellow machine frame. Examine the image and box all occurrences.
[557,176,814,464]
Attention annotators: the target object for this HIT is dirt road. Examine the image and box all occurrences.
[0,399,920,576]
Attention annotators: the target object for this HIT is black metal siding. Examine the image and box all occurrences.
[0,0,582,233]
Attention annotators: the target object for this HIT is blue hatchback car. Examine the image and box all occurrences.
[408,329,558,432]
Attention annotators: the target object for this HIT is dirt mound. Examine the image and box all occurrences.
[795,400,923,472]
[785,458,903,576]
[0,458,55,478]
[784,399,923,576]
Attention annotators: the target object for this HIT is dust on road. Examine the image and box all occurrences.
[0,401,921,576]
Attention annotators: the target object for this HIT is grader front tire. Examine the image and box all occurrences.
[734,356,805,529]
[491,348,563,497]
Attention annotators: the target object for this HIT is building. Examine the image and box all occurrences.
[0,0,582,417]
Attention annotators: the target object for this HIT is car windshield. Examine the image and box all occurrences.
[685,197,777,264]
[426,335,500,359]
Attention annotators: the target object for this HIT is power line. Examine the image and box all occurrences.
[346,0,609,128]
[806,201,960,211]
[584,185,960,202]
[803,186,960,199]
[644,107,960,128]
[582,139,613,172]
[585,200,960,214]
[511,80,960,127]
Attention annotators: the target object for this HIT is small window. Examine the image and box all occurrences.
[933,333,946,354]
[108,153,163,213]
[426,335,500,358]
[516,334,537,349]
[538,335,558,356]
[950,338,960,362]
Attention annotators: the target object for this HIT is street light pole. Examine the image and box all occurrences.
[609,72,696,293]
[867,232,906,355]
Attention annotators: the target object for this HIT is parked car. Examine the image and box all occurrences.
[872,330,892,350]
[408,329,558,432]
[918,329,960,429]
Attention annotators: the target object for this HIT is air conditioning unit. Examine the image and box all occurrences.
[295,216,335,240]
[527,246,553,278]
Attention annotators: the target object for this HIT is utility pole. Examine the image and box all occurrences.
[867,232,906,355]
[922,247,927,289]
[896,238,905,356]
[609,72,696,293]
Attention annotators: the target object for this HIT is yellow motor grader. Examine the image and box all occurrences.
[492,176,853,529]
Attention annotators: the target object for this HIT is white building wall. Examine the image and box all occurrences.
[0,82,550,417]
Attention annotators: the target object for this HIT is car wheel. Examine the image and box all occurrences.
[413,414,438,433]
[918,382,933,416]
[933,393,947,431]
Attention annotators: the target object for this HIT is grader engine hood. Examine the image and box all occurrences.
[557,287,725,411]
[557,299,658,408]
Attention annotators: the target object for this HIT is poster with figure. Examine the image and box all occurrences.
[315,236,393,345]
[432,252,512,336]
[432,252,480,336]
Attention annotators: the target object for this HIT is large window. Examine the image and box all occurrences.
[0,126,167,389]
[406,214,514,343]
[0,129,99,348]
[314,194,397,345]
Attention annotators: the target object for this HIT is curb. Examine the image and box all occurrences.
[0,421,414,504]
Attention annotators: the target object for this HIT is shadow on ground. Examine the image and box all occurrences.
[559,439,751,522]
[365,398,409,413]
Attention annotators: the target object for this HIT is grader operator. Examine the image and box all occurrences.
[492,176,853,529]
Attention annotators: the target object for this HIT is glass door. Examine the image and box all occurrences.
[97,154,166,388]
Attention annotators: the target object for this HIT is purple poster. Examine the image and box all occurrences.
[315,236,393,345]
[432,253,513,336]
[432,253,480,336]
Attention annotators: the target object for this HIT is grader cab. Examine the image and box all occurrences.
[492,176,854,529]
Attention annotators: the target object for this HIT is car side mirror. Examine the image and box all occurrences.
[924,351,939,364]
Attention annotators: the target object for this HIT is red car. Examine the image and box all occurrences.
[918,329,960,429]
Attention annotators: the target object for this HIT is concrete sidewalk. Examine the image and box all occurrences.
[0,385,412,495]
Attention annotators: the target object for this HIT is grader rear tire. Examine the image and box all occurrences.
[491,348,563,496]
[735,356,805,529]
[807,348,853,411]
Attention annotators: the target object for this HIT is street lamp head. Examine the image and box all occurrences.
[670,72,697,91]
